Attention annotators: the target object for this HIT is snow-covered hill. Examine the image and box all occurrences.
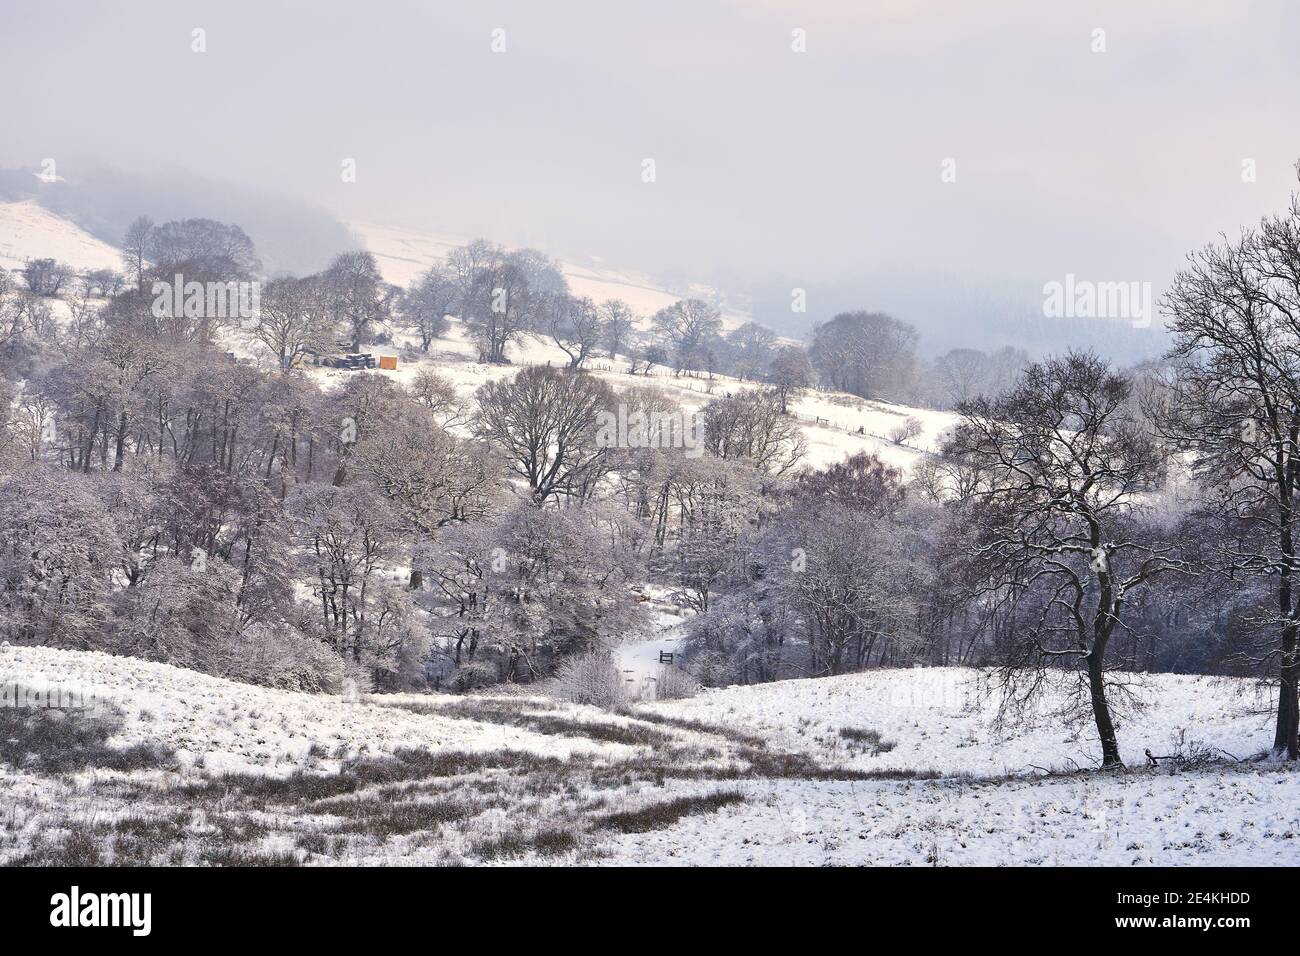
[0,199,956,471]
[348,219,753,332]
[302,314,956,472]
[642,666,1276,776]
[0,644,1280,780]
[0,645,630,777]
[0,200,123,273]
[2,644,1296,866]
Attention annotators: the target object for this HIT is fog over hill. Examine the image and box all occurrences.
[0,161,355,277]
[0,157,1191,363]
[5,0,1300,357]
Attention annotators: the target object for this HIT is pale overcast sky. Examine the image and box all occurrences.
[3,0,1299,343]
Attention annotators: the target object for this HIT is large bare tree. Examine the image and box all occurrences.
[948,351,1178,767]
[701,388,807,477]
[1163,191,1300,759]
[121,216,155,293]
[651,298,722,374]
[474,366,614,504]
[598,299,637,359]
[808,310,918,401]
[249,275,333,371]
[462,259,536,363]
[322,251,392,353]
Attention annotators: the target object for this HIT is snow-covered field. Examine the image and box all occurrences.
[640,667,1275,776]
[3,643,1297,866]
[0,645,631,777]
[603,770,1300,867]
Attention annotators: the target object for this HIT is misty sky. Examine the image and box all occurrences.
[3,0,1300,322]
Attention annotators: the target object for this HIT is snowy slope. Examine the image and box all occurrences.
[0,200,957,471]
[8,644,1274,780]
[4,643,1297,866]
[348,219,752,331]
[638,667,1276,776]
[0,200,123,273]
[2,644,1278,777]
[0,645,631,777]
[303,315,957,472]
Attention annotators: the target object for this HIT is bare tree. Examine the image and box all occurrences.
[767,345,814,414]
[598,299,637,359]
[932,347,1030,408]
[547,294,602,368]
[400,263,456,350]
[701,388,807,476]
[462,257,538,363]
[351,409,499,536]
[776,502,918,675]
[651,298,723,375]
[78,268,124,299]
[121,216,155,293]
[248,275,334,371]
[508,247,568,298]
[948,351,1180,767]
[889,416,923,445]
[406,368,466,427]
[1163,192,1300,758]
[151,218,262,280]
[808,311,918,401]
[629,342,668,376]
[446,238,504,305]
[725,321,777,380]
[323,251,393,352]
[22,258,73,297]
[668,456,761,613]
[2,287,55,344]
[474,366,615,503]
[291,482,397,662]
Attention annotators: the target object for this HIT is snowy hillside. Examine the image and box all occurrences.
[295,312,954,471]
[641,667,1276,776]
[0,200,955,472]
[2,644,1296,866]
[0,646,632,777]
[348,219,753,332]
[0,200,123,273]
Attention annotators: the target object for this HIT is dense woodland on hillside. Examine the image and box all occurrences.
[6,193,1300,767]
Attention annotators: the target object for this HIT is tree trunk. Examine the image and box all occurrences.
[1274,514,1299,758]
[1087,651,1122,767]
[1274,622,1299,758]
[82,402,103,472]
[113,410,128,471]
